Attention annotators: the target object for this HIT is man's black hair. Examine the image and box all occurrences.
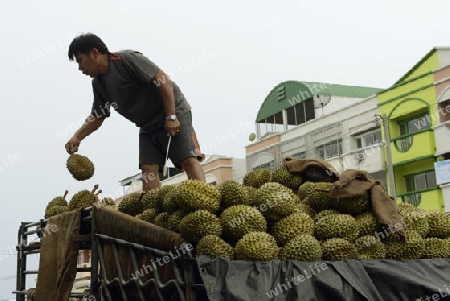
[68,33,109,61]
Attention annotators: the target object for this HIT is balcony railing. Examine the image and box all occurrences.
[397,188,444,211]
[390,130,436,165]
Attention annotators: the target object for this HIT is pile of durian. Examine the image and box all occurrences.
[114,166,450,261]
[44,185,117,218]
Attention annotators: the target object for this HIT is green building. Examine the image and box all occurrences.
[378,47,450,211]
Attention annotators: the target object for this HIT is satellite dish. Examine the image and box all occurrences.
[313,94,331,116]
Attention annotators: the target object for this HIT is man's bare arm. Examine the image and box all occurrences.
[153,69,180,136]
[65,114,105,154]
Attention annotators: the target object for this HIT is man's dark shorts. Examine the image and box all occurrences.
[139,111,203,170]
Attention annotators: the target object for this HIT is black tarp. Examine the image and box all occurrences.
[196,256,450,301]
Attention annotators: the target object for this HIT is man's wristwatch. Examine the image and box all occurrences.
[165,115,177,121]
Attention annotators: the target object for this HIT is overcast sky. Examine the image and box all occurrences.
[1,0,449,298]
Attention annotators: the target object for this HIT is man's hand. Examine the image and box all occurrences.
[165,119,180,136]
[65,136,81,154]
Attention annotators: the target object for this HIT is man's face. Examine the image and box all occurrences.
[75,50,100,78]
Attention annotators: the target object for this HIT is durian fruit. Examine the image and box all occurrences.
[401,208,429,238]
[101,197,116,206]
[355,212,378,237]
[294,202,317,219]
[167,209,187,232]
[244,186,258,207]
[46,190,69,209]
[45,205,69,218]
[422,238,450,258]
[315,214,359,242]
[333,192,371,216]
[142,189,161,212]
[270,213,314,246]
[196,235,234,259]
[66,154,94,181]
[162,186,180,214]
[117,192,144,217]
[279,234,322,261]
[219,181,249,209]
[313,209,340,223]
[303,166,334,183]
[135,214,143,220]
[69,185,101,211]
[141,209,158,223]
[220,205,267,241]
[153,212,170,229]
[177,180,221,213]
[178,210,222,243]
[354,235,385,259]
[253,182,300,222]
[384,230,424,259]
[298,182,334,213]
[243,169,271,189]
[270,166,302,191]
[321,238,358,260]
[234,232,278,261]
[426,211,450,238]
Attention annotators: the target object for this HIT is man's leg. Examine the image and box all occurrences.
[141,163,162,192]
[179,157,205,181]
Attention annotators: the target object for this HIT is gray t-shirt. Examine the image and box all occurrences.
[91,50,191,130]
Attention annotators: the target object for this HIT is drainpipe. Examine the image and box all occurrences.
[382,114,397,198]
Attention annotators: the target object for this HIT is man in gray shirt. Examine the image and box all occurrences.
[65,33,205,191]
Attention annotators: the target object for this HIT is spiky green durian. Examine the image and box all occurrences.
[45,205,69,218]
[422,238,450,258]
[234,232,278,261]
[141,189,161,212]
[253,182,299,222]
[117,192,144,217]
[141,208,158,223]
[270,166,302,190]
[167,209,187,232]
[303,166,334,183]
[279,234,322,261]
[220,205,267,241]
[354,235,385,259]
[196,235,233,259]
[68,185,100,211]
[162,186,180,214]
[219,181,249,209]
[101,197,115,206]
[66,154,94,181]
[293,202,317,219]
[298,182,334,213]
[244,186,258,207]
[153,212,170,229]
[384,230,424,259]
[397,202,418,214]
[271,213,314,246]
[135,214,143,220]
[355,212,378,237]
[322,238,358,260]
[401,209,429,238]
[426,211,450,238]
[313,209,340,223]
[333,192,371,216]
[177,180,221,213]
[315,214,359,241]
[243,169,271,189]
[46,190,69,210]
[179,210,222,243]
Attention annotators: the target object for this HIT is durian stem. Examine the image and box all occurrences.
[137,192,146,203]
[91,184,99,194]
[63,190,69,200]
[95,189,102,196]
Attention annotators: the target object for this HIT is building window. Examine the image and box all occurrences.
[315,139,343,159]
[397,114,431,151]
[356,130,382,148]
[405,170,437,192]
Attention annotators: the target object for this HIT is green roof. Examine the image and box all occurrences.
[256,80,383,122]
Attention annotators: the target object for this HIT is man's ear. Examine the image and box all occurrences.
[90,48,99,59]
